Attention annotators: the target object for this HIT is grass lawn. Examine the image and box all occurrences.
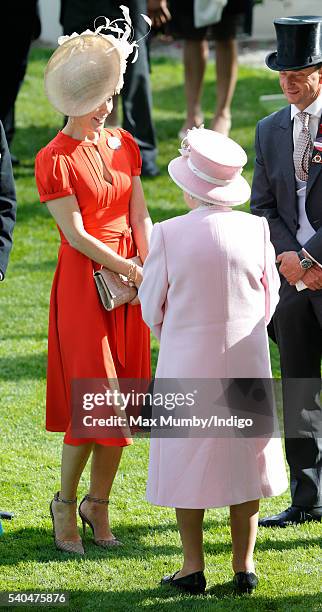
[0,48,321,611]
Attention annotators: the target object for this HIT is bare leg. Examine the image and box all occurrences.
[211,38,238,136]
[180,40,208,136]
[230,499,259,573]
[80,444,123,540]
[174,508,205,578]
[51,442,93,542]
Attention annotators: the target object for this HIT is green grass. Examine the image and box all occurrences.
[0,49,321,611]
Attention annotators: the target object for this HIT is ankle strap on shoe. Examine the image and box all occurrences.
[84,494,109,505]
[54,491,77,504]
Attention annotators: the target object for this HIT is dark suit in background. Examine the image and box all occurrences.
[0,1,41,150]
[60,0,158,176]
[251,105,322,518]
[0,121,17,280]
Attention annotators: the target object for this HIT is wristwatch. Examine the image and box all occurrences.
[297,250,313,270]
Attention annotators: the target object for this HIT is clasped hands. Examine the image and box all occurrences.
[120,260,143,306]
[277,251,322,290]
[128,264,143,305]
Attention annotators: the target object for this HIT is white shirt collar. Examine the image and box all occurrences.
[291,89,322,120]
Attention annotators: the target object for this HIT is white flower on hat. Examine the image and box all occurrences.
[45,6,151,116]
[57,6,151,94]
[179,125,205,158]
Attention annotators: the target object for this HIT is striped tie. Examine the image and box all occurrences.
[293,112,312,181]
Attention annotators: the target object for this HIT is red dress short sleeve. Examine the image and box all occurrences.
[118,128,142,176]
[35,147,75,202]
[34,129,151,447]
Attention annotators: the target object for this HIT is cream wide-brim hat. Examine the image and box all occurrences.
[44,34,123,117]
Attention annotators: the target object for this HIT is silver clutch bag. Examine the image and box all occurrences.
[94,256,141,311]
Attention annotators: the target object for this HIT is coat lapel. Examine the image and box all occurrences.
[273,108,322,225]
[275,107,296,204]
[306,114,322,200]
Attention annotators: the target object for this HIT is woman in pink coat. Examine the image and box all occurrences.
[138,128,288,596]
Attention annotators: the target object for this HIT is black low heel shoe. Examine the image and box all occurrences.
[233,571,258,595]
[161,570,206,595]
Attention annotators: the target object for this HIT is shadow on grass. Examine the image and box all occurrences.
[9,71,276,234]
[11,69,280,165]
[0,525,183,566]
[150,71,280,129]
[1,585,321,612]
[0,352,47,380]
[1,524,321,567]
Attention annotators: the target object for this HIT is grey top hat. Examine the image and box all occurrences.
[265,16,322,71]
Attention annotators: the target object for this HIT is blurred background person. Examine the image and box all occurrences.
[60,0,159,177]
[0,1,41,165]
[0,121,17,524]
[0,120,16,527]
[150,0,254,138]
[0,121,16,281]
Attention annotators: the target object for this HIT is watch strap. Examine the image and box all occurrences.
[297,249,310,262]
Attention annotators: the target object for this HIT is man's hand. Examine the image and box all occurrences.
[276,251,305,284]
[302,266,322,290]
[147,0,171,28]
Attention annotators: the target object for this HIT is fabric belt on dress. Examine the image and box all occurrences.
[60,225,134,369]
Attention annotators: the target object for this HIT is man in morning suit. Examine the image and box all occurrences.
[0,1,41,165]
[0,121,16,282]
[251,16,322,527]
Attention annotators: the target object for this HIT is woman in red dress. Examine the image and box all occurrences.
[35,16,152,555]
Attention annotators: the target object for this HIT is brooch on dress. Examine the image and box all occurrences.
[107,136,122,150]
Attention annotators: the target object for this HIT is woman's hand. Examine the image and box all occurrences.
[120,262,143,306]
[148,0,171,28]
[46,195,141,278]
[129,293,140,306]
[134,265,143,288]
[128,265,143,304]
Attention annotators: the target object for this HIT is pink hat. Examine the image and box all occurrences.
[168,127,251,206]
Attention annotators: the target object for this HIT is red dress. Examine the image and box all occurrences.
[35,128,151,446]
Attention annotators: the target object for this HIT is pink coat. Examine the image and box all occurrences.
[138,208,288,508]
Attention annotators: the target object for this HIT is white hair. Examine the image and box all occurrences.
[194,197,224,207]
[185,192,230,208]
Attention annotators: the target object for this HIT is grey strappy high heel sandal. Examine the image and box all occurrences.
[50,491,84,555]
[78,494,122,548]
